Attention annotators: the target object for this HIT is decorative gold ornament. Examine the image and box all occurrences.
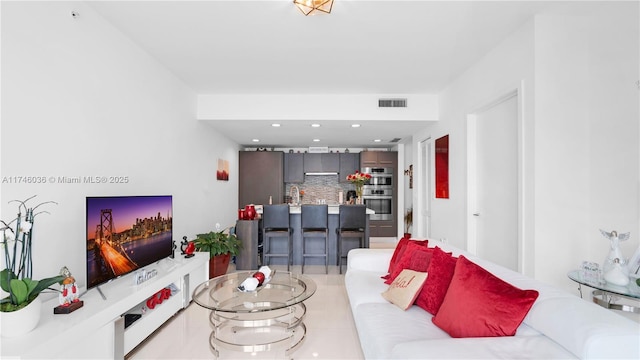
[294,0,334,16]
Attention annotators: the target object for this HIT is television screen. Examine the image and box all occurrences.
[86,195,173,289]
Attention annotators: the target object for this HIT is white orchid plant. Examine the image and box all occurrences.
[1,196,64,312]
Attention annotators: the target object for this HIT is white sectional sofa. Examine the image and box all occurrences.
[345,242,640,359]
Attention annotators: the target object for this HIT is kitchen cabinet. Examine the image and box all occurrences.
[303,153,339,173]
[360,151,397,168]
[239,151,284,206]
[339,153,360,183]
[284,153,304,183]
[360,151,398,238]
[369,220,396,237]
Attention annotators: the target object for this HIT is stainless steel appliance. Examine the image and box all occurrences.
[361,187,393,221]
[361,167,393,187]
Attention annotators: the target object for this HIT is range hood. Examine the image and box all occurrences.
[305,172,338,176]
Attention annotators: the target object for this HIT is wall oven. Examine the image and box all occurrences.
[362,167,393,187]
[362,187,393,221]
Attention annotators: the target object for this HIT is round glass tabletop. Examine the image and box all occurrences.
[567,269,640,299]
[192,271,317,313]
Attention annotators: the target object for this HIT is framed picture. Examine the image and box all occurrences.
[435,135,449,198]
[217,158,229,181]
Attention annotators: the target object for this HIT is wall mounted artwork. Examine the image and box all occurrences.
[217,158,229,181]
[435,135,449,198]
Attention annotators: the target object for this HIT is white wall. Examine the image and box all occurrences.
[198,94,439,121]
[532,6,639,288]
[414,2,639,290]
[414,17,536,259]
[1,2,240,289]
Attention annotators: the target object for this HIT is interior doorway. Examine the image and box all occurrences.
[418,137,432,238]
[467,90,522,272]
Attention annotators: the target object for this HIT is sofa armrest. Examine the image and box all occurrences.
[347,248,393,273]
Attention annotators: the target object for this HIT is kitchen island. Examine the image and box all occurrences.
[240,205,374,268]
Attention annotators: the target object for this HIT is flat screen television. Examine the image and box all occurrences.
[86,195,173,289]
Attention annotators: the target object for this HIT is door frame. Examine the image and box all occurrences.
[417,137,432,238]
[466,83,526,273]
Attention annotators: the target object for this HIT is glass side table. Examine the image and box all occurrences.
[192,271,316,358]
[567,270,640,313]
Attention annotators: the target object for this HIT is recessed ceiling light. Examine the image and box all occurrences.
[351,124,361,128]
[271,123,281,127]
[373,139,382,142]
[311,124,321,128]
[252,139,260,142]
[313,139,320,142]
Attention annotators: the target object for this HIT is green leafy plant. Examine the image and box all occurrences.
[1,196,64,312]
[192,226,242,258]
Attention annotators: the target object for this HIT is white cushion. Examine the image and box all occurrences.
[345,268,390,314]
[347,248,393,272]
[524,297,640,359]
[353,302,450,359]
[391,336,577,359]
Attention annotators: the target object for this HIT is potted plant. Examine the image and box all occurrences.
[192,226,242,279]
[404,207,413,238]
[1,196,65,337]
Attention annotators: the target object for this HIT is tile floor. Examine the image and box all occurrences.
[128,241,396,360]
[127,265,365,360]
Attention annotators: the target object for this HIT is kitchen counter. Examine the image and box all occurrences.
[255,204,375,215]
[238,204,373,268]
[285,204,375,215]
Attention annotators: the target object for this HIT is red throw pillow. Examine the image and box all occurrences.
[414,247,456,314]
[383,238,428,280]
[384,243,434,284]
[432,255,539,338]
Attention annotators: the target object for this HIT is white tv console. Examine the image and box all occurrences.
[1,252,208,359]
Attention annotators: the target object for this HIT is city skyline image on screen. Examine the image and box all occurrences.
[86,195,173,289]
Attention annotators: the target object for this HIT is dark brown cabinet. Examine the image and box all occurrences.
[360,151,398,238]
[284,153,304,183]
[360,151,397,168]
[239,151,284,206]
[369,220,396,237]
[303,153,339,173]
[339,153,360,183]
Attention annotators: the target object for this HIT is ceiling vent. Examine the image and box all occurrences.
[389,138,402,143]
[378,98,407,108]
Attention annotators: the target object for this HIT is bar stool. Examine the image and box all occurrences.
[262,204,293,271]
[301,204,329,274]
[337,205,367,274]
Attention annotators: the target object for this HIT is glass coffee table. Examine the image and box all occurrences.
[567,270,640,313]
[192,271,316,358]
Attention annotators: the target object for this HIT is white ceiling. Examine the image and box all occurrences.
[87,0,570,148]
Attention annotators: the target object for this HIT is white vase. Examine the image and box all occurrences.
[0,296,42,338]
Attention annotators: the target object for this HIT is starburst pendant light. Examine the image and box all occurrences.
[294,0,334,16]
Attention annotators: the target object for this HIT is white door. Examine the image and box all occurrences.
[419,138,432,238]
[471,93,519,271]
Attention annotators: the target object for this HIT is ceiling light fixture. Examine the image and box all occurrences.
[313,139,321,142]
[311,124,321,128]
[252,139,260,142]
[272,123,281,127]
[351,124,361,128]
[373,139,382,143]
[293,0,334,16]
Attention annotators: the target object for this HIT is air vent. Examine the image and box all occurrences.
[389,138,402,143]
[378,98,407,108]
